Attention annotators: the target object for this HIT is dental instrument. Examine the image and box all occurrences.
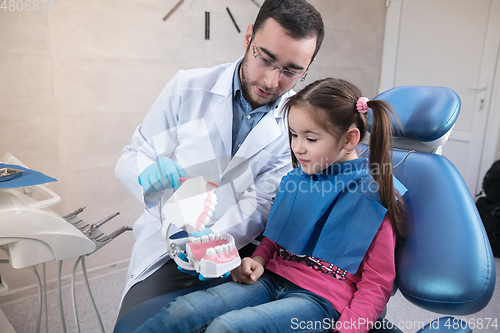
[0,168,23,182]
[0,154,132,333]
[83,212,120,236]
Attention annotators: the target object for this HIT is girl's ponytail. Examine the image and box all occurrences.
[367,99,405,238]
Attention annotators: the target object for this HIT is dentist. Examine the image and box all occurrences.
[115,0,324,320]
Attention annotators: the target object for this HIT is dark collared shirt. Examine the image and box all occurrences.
[231,60,281,156]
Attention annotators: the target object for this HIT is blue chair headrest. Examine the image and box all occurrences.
[371,86,461,142]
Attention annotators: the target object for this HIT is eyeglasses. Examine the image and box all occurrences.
[251,43,307,83]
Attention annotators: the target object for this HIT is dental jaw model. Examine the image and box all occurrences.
[187,232,239,278]
[162,177,241,278]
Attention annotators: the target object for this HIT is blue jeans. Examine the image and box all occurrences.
[135,271,339,333]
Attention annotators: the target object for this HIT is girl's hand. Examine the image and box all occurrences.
[231,257,265,284]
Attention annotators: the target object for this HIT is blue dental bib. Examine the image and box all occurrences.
[263,158,406,274]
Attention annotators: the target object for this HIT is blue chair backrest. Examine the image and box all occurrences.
[391,149,495,314]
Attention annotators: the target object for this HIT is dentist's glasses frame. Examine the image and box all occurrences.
[251,42,308,83]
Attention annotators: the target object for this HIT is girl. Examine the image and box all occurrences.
[136,78,406,333]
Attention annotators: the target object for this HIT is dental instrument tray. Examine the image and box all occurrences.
[0,163,56,189]
[0,167,23,182]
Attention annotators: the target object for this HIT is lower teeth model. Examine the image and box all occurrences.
[186,232,240,278]
[163,177,241,278]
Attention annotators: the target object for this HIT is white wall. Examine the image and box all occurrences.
[0,0,387,292]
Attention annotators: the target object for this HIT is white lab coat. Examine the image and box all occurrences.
[115,59,294,300]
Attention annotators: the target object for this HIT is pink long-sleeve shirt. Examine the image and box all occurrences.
[252,215,396,333]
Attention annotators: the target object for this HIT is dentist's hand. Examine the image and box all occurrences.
[138,157,187,193]
[231,257,265,284]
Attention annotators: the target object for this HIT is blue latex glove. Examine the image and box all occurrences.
[138,157,187,193]
[176,252,230,280]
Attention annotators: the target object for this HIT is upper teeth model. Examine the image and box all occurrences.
[164,176,217,234]
[163,176,241,277]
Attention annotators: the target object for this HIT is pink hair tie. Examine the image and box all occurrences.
[356,97,370,113]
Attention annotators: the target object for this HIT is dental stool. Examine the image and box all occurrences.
[114,86,496,333]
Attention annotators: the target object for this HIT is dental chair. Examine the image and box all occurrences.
[114,86,495,333]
